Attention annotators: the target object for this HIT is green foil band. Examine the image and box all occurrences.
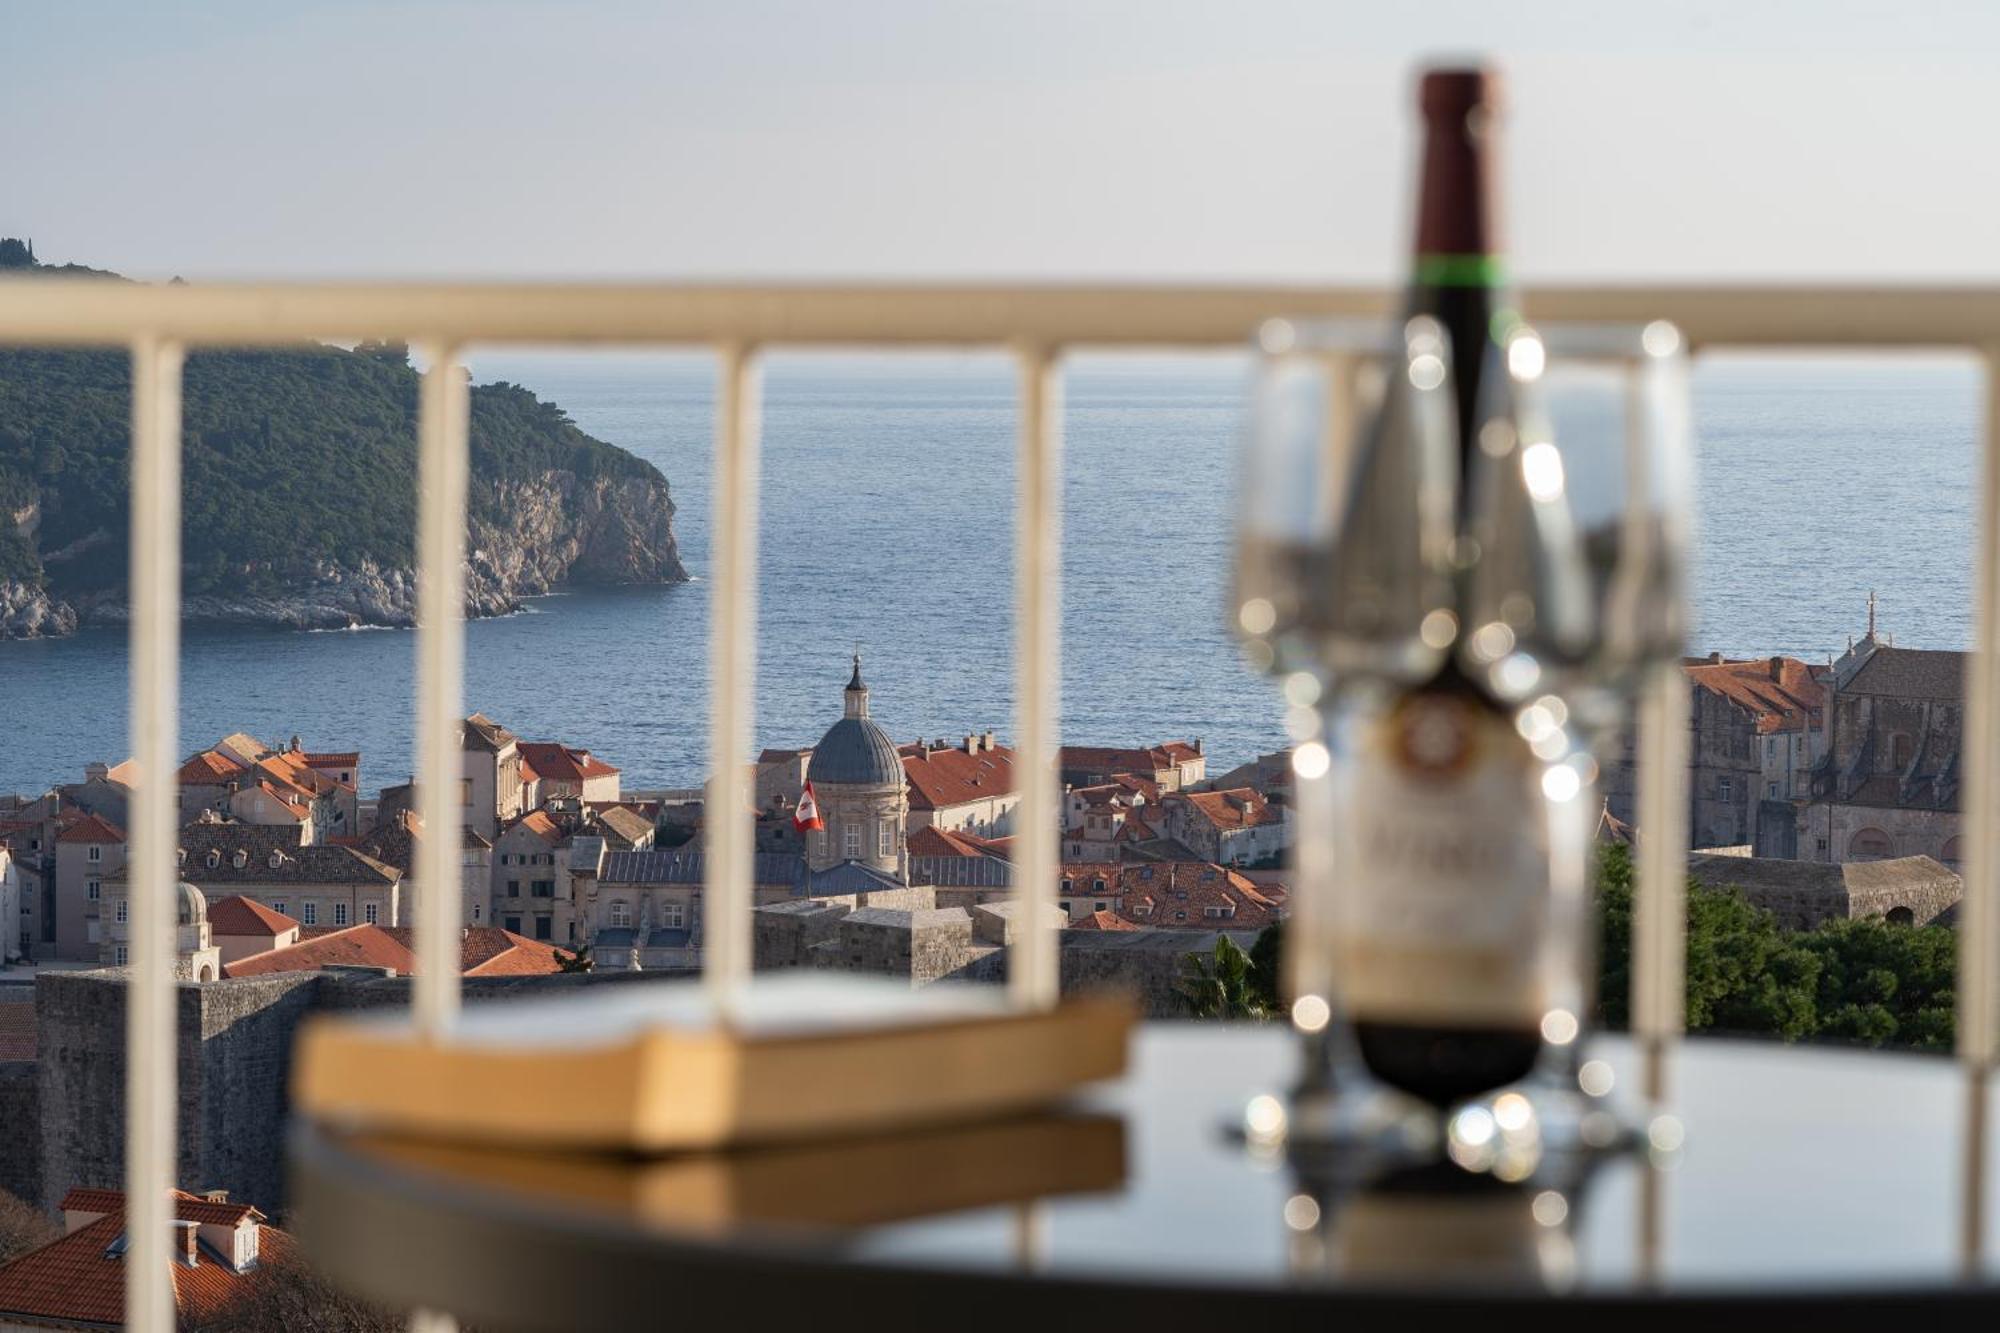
[1414,254,1507,287]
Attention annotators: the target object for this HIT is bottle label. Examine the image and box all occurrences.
[1333,691,1549,1027]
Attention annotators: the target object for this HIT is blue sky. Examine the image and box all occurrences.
[7,1,2000,281]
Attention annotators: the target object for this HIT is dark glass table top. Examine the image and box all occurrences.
[291,1024,2000,1329]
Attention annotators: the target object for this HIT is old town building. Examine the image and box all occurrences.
[1801,630,1964,867]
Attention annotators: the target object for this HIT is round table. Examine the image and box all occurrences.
[290,1025,2000,1329]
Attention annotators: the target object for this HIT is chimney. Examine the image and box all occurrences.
[964,734,977,755]
[85,762,108,783]
[1708,652,1724,665]
[173,1219,200,1268]
[1768,656,1784,681]
[982,730,995,752]
[204,1189,229,1203]
[1194,738,1204,755]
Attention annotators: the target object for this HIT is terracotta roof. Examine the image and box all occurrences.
[0,1190,283,1327]
[224,924,413,977]
[517,741,620,782]
[518,755,541,782]
[899,742,1017,811]
[224,924,564,978]
[58,1188,259,1229]
[205,895,300,937]
[1174,787,1283,832]
[1110,861,1281,929]
[302,751,360,768]
[1060,745,1174,778]
[1068,910,1140,932]
[57,813,125,845]
[1684,656,1827,734]
[246,780,311,821]
[908,825,999,859]
[0,1000,35,1061]
[508,810,564,844]
[377,925,570,977]
[1159,741,1203,763]
[176,750,243,785]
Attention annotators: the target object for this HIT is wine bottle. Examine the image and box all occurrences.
[1331,67,1553,1106]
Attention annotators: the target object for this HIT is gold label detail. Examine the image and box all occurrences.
[1333,692,1549,1026]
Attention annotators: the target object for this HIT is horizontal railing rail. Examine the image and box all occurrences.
[1,275,1995,1329]
[6,280,2000,347]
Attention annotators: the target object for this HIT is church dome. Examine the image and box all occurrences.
[806,656,904,788]
[177,881,207,926]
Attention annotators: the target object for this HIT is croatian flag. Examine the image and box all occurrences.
[793,781,825,833]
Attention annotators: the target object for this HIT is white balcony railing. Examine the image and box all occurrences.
[3,278,2000,1328]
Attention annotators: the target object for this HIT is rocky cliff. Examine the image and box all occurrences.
[31,470,685,633]
[0,255,688,638]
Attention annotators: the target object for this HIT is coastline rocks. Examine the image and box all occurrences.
[0,578,77,639]
[6,470,685,638]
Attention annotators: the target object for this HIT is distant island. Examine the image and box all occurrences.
[0,239,687,638]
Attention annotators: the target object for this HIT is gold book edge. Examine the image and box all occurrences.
[294,992,1136,1152]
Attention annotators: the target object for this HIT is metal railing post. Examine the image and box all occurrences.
[413,342,470,1036]
[125,335,184,1333]
[1011,344,1063,1009]
[1633,664,1690,1101]
[705,344,762,1007]
[1958,347,2000,1268]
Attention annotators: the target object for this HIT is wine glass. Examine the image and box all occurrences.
[1233,314,1460,1156]
[1453,318,1693,1151]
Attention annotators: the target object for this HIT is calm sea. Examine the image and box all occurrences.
[0,353,1979,797]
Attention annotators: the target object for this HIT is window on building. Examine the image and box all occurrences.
[334,903,349,926]
[534,916,553,940]
[115,900,128,923]
[507,879,521,897]
[271,901,285,917]
[1718,778,1733,801]
[1892,732,1914,769]
[878,821,894,856]
[460,779,474,807]
[843,825,862,860]
[87,845,102,863]
[86,880,99,901]
[1768,782,1779,798]
[504,915,521,934]
[116,945,128,965]
[532,880,555,898]
[473,904,482,922]
[1817,838,1829,853]
[364,903,379,925]
[1094,901,1108,912]
[302,903,317,925]
[610,900,631,928]
[1060,900,1072,915]
[664,902,685,928]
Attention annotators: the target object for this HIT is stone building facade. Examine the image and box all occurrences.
[1800,637,1964,866]
[1601,654,1825,856]
[1688,852,1960,930]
